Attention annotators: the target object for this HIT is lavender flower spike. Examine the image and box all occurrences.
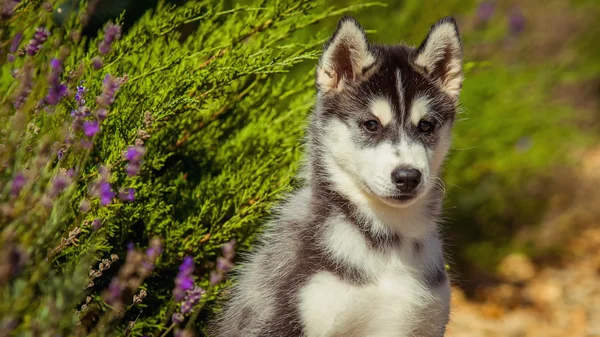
[124,146,146,162]
[173,256,195,302]
[222,239,236,260]
[123,145,146,177]
[180,286,205,314]
[1,0,21,19]
[10,33,22,53]
[91,56,103,70]
[98,23,122,55]
[75,84,87,106]
[98,181,115,205]
[172,313,184,324]
[10,174,26,197]
[49,174,70,197]
[83,120,100,137]
[476,1,495,23]
[46,58,67,106]
[118,188,135,202]
[7,32,22,62]
[509,6,526,36]
[98,74,126,107]
[26,27,50,56]
[92,219,102,231]
[145,238,163,261]
[13,63,33,109]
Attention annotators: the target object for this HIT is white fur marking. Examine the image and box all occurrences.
[370,98,393,126]
[299,240,447,337]
[299,272,356,337]
[410,96,431,126]
[321,118,438,238]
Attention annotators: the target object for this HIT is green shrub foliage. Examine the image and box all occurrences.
[0,0,380,335]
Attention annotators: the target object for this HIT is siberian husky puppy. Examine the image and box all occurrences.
[213,14,464,337]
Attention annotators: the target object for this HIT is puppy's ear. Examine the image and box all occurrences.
[316,16,376,93]
[414,17,463,100]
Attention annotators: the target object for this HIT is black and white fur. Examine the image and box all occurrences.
[212,15,463,337]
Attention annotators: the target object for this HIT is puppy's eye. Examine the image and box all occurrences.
[418,120,435,133]
[363,120,380,133]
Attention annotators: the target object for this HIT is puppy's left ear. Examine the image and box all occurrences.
[414,17,463,100]
[316,16,376,93]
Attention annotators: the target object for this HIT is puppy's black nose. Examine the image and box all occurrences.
[391,167,422,193]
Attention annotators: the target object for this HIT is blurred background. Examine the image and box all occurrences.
[80,0,600,335]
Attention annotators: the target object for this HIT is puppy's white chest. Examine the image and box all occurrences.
[298,268,449,337]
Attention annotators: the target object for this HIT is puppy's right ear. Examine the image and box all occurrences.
[316,16,376,93]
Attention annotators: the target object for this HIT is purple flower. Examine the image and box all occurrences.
[26,27,50,56]
[98,23,122,55]
[124,146,146,162]
[125,163,140,177]
[172,313,184,324]
[49,174,70,197]
[118,188,135,202]
[99,181,115,205]
[98,165,110,180]
[75,84,87,106]
[1,0,20,19]
[476,1,495,23]
[46,84,67,106]
[216,256,234,273]
[145,238,163,262]
[71,106,92,131]
[57,148,65,160]
[83,120,100,137]
[97,74,125,107]
[80,139,93,149]
[92,219,102,231]
[80,199,91,212]
[174,256,195,301]
[106,279,124,305]
[13,63,33,109]
[49,84,67,104]
[96,108,108,121]
[10,33,23,53]
[50,58,61,69]
[509,7,526,36]
[123,145,146,176]
[92,57,103,70]
[222,239,236,260]
[46,58,67,105]
[210,240,237,285]
[181,286,205,314]
[210,270,223,286]
[7,32,22,62]
[10,174,26,196]
[127,242,135,252]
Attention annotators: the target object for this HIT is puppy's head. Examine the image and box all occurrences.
[314,16,463,208]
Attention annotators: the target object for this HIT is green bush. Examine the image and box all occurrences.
[0,0,380,335]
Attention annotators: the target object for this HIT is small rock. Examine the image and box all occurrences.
[523,280,563,307]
